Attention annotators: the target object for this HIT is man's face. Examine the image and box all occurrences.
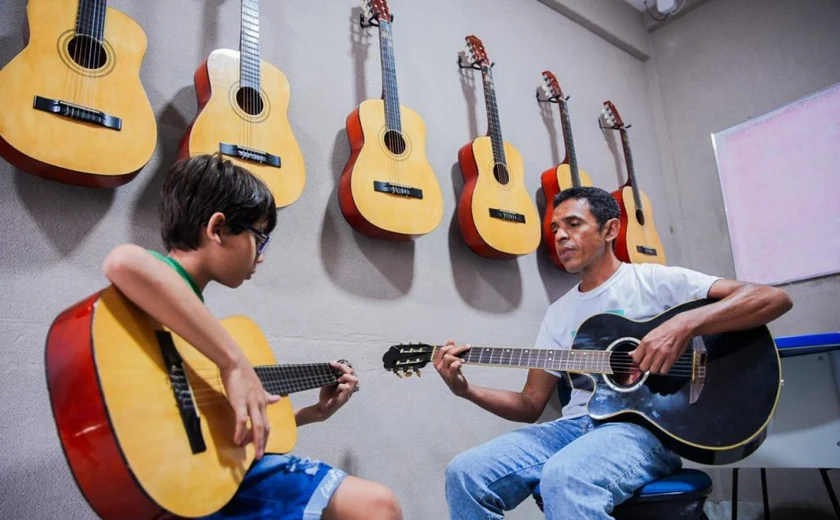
[550,198,614,273]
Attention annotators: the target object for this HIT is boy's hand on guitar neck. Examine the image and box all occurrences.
[220,355,281,460]
[434,340,471,398]
[315,361,360,421]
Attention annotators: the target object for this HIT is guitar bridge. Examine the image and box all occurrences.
[489,208,526,223]
[373,181,423,199]
[220,143,281,168]
[636,245,658,256]
[689,337,707,405]
[33,95,122,130]
[156,330,207,454]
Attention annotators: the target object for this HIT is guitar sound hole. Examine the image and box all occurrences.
[609,342,643,388]
[67,35,107,70]
[635,208,646,226]
[236,87,265,116]
[383,130,406,155]
[493,163,510,185]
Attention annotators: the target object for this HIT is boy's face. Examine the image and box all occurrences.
[206,214,267,288]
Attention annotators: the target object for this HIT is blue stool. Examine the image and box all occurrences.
[532,469,712,519]
[531,378,712,519]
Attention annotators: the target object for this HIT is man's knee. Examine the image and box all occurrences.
[539,457,601,502]
[445,449,485,492]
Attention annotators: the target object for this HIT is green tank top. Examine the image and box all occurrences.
[148,250,204,303]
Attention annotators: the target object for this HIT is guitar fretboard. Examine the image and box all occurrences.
[558,100,580,187]
[254,363,341,396]
[619,129,644,214]
[480,65,507,168]
[435,346,612,374]
[240,0,261,90]
[378,20,402,133]
[76,0,107,41]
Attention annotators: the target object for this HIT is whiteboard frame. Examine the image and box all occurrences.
[711,81,840,287]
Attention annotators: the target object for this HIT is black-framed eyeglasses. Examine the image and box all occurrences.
[238,223,271,256]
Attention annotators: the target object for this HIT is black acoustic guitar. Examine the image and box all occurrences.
[382,299,781,465]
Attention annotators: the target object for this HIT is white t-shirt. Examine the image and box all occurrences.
[536,262,721,419]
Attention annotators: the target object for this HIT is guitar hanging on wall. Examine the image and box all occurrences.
[46,285,354,519]
[536,71,595,269]
[456,36,540,259]
[599,101,667,265]
[0,0,157,187]
[338,0,443,241]
[178,0,305,207]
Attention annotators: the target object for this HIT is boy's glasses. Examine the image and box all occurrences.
[238,223,271,256]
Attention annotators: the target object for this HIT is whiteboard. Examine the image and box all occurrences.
[711,82,840,286]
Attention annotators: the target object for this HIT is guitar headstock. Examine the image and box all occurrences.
[536,70,566,104]
[361,0,392,27]
[459,35,491,70]
[382,343,436,378]
[599,100,629,130]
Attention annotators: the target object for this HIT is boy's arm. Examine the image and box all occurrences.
[103,244,278,459]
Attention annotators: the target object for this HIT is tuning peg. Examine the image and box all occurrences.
[395,371,403,378]
[405,370,413,377]
[415,368,422,377]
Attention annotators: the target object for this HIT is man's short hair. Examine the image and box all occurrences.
[553,186,620,229]
[160,154,276,251]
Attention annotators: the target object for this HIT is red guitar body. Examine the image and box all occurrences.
[45,291,170,520]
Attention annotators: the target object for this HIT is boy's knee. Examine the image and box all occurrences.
[368,484,402,520]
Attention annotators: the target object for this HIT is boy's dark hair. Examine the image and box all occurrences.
[160,154,276,251]
[553,186,620,229]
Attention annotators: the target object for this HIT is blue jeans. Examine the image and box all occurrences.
[445,416,682,519]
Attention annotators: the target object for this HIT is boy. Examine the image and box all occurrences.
[103,154,402,520]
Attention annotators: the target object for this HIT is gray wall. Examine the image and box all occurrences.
[0,1,674,519]
[647,0,840,511]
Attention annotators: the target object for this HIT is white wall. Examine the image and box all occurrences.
[648,0,840,510]
[0,1,675,519]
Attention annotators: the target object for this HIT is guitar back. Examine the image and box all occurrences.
[339,99,444,239]
[575,301,781,465]
[0,0,156,187]
[180,49,306,208]
[540,163,593,268]
[46,286,295,519]
[612,185,667,265]
[458,136,541,258]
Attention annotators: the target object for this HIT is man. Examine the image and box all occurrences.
[103,154,402,520]
[435,186,792,519]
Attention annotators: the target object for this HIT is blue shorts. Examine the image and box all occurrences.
[200,454,347,520]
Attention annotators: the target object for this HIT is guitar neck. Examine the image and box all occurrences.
[76,0,107,40]
[254,363,341,395]
[240,0,261,90]
[434,345,612,374]
[619,129,643,211]
[557,100,580,186]
[480,65,507,167]
[378,20,402,132]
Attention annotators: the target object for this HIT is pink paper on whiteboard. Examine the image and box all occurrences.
[712,82,840,286]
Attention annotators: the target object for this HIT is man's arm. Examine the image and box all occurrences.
[632,279,793,374]
[103,244,278,459]
[434,342,559,423]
